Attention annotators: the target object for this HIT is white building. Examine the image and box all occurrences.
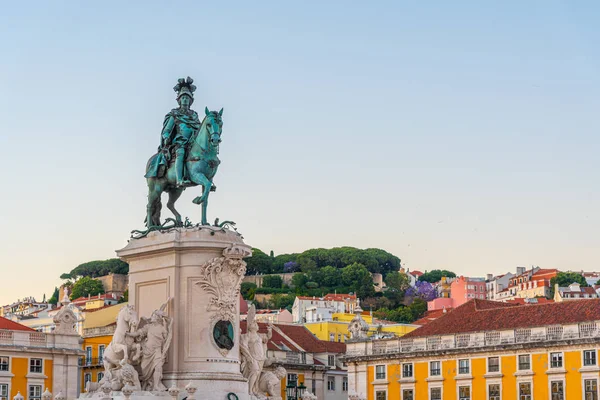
[292,294,357,323]
[485,272,514,300]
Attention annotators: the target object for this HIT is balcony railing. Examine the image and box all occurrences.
[79,357,104,367]
[345,321,600,358]
[83,326,116,338]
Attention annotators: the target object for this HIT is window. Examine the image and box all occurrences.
[430,361,441,376]
[375,391,386,400]
[97,372,104,382]
[375,365,386,380]
[585,350,597,366]
[550,352,563,368]
[301,352,306,364]
[518,354,531,370]
[342,377,348,392]
[329,333,334,341]
[458,359,470,374]
[402,389,413,400]
[488,384,500,400]
[0,357,8,372]
[0,384,8,400]
[84,373,91,387]
[551,381,564,400]
[86,346,92,365]
[402,363,413,378]
[458,386,470,400]
[28,385,42,400]
[287,374,297,384]
[519,382,531,400]
[327,376,335,391]
[312,378,316,394]
[328,355,335,366]
[430,387,441,400]
[488,357,500,373]
[585,379,598,400]
[98,345,105,363]
[29,358,42,373]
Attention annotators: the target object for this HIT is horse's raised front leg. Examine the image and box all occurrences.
[190,173,212,225]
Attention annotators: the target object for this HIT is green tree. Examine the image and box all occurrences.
[47,287,59,305]
[320,266,341,287]
[549,272,588,298]
[70,277,105,300]
[118,289,129,303]
[244,248,273,275]
[385,271,411,292]
[418,269,456,283]
[270,293,295,309]
[66,258,128,279]
[291,273,309,289]
[262,275,283,289]
[271,253,299,273]
[341,263,375,299]
[409,298,427,320]
[241,282,257,300]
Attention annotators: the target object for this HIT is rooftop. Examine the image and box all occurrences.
[404,298,600,338]
[0,316,36,332]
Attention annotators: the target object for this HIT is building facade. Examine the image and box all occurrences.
[554,283,599,302]
[345,299,600,400]
[0,316,81,400]
[305,313,417,343]
[428,277,486,311]
[292,294,357,323]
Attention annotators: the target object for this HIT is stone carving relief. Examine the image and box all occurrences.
[195,244,249,323]
[348,299,369,340]
[52,306,78,335]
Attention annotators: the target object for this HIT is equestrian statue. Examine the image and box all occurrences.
[140,77,224,234]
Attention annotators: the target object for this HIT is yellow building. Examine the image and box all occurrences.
[0,315,81,400]
[80,303,126,392]
[305,313,417,343]
[345,299,600,400]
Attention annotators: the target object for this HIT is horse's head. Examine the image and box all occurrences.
[118,304,139,331]
[204,107,224,151]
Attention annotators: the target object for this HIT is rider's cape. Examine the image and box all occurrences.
[145,110,200,179]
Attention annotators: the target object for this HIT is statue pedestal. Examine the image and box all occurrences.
[116,227,251,400]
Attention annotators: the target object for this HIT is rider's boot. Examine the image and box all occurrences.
[175,148,191,188]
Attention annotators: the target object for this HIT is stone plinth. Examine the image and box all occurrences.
[116,226,251,400]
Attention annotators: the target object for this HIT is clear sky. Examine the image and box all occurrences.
[0,1,599,305]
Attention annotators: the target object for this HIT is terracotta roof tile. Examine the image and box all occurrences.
[275,324,346,354]
[240,321,301,352]
[0,316,36,332]
[404,298,600,338]
[505,298,554,305]
[412,309,450,326]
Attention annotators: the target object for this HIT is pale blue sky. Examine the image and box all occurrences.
[1,1,599,305]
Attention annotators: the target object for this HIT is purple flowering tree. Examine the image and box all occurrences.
[283,261,299,273]
[405,281,437,302]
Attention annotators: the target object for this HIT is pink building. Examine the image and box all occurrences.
[428,276,486,310]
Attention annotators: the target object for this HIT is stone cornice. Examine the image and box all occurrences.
[344,337,600,363]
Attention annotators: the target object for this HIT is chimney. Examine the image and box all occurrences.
[486,274,493,281]
[516,266,525,275]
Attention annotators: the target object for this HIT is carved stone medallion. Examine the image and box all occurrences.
[213,320,234,351]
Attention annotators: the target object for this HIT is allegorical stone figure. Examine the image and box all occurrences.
[257,366,287,398]
[240,305,272,397]
[126,302,173,391]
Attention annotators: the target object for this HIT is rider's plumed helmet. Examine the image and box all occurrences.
[174,76,196,104]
